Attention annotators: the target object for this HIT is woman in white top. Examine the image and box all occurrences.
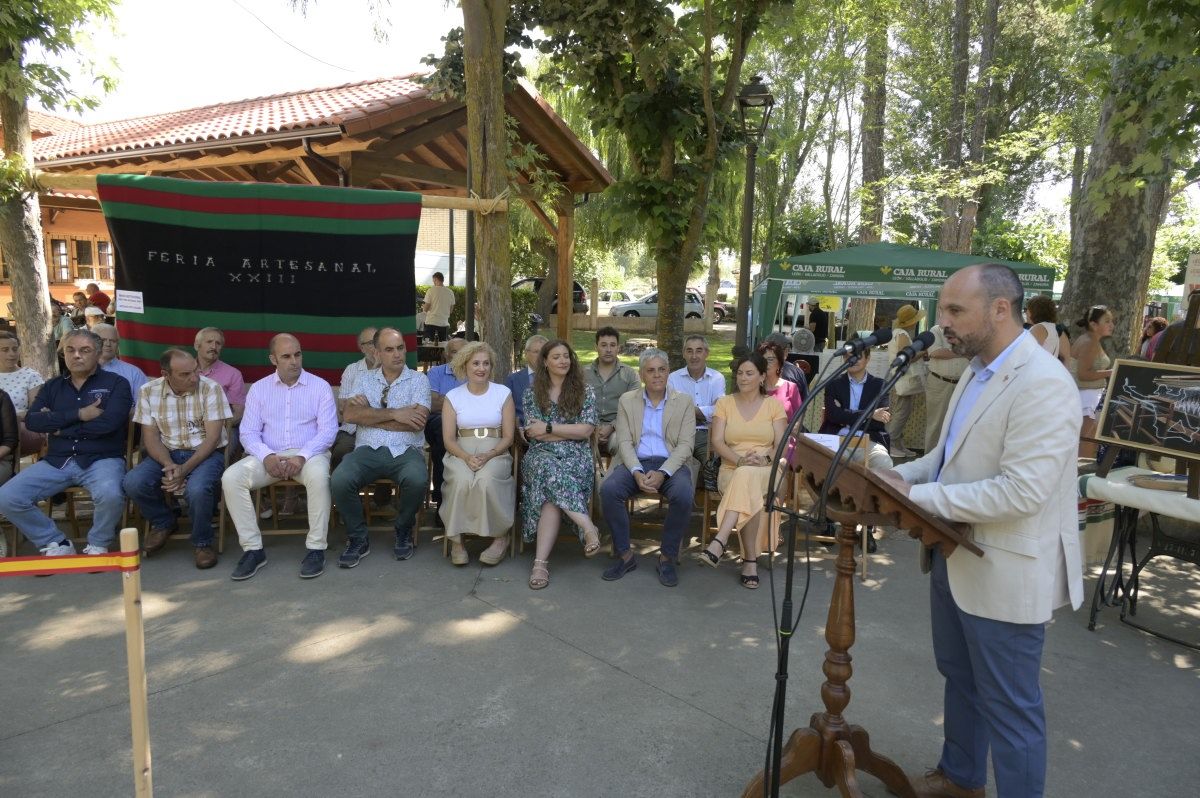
[1024,295,1071,370]
[440,341,516,566]
[0,331,47,454]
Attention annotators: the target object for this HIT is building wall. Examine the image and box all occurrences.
[1,205,115,317]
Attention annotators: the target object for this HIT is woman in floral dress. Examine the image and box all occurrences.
[521,339,600,589]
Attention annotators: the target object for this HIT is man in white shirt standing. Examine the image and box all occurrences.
[668,334,725,463]
[422,272,455,342]
[222,334,338,581]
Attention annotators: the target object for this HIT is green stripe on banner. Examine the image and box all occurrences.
[101,202,420,235]
[136,307,415,334]
[121,340,372,370]
[98,174,422,206]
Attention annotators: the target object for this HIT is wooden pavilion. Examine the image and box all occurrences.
[11,74,613,338]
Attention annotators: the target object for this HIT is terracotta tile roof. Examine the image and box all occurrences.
[33,74,432,162]
[28,110,83,137]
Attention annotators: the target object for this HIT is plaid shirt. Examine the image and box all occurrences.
[134,375,233,451]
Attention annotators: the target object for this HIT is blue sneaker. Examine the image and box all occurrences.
[393,530,415,561]
[656,558,679,587]
[338,537,370,568]
[300,549,325,579]
[602,554,637,581]
[231,549,267,581]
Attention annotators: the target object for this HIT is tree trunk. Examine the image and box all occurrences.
[1068,142,1086,248]
[850,9,888,339]
[1060,67,1170,356]
[0,44,54,377]
[705,245,719,332]
[462,0,513,370]
[937,0,971,252]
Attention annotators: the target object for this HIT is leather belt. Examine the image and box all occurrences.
[458,427,501,438]
[930,372,960,384]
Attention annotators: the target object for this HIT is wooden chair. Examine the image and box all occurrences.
[516,429,602,556]
[0,444,20,556]
[441,441,520,561]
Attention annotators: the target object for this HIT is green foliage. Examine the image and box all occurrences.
[1152,195,1200,290]
[776,202,842,257]
[417,285,539,351]
[0,0,118,111]
[972,215,1070,276]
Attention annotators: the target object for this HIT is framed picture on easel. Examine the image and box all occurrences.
[1095,358,1200,463]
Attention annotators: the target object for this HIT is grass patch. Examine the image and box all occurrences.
[567,327,737,390]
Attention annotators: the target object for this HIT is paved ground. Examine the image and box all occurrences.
[1,513,1198,797]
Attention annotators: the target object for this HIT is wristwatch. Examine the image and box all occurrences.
[546,421,553,435]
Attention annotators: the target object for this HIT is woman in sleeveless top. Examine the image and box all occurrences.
[440,342,516,566]
[0,331,47,455]
[1070,306,1115,458]
[1024,295,1071,370]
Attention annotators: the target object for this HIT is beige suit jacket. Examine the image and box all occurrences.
[894,333,1083,625]
[608,387,699,492]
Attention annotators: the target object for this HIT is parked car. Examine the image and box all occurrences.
[711,299,732,323]
[511,277,589,314]
[610,289,705,318]
[596,289,635,314]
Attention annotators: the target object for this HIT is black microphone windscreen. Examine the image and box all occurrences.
[913,330,936,351]
[873,327,894,346]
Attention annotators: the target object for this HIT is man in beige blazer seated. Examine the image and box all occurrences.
[880,263,1082,798]
[599,348,698,587]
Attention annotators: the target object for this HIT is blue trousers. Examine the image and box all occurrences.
[122,449,225,547]
[600,456,693,560]
[930,547,1047,797]
[0,457,126,549]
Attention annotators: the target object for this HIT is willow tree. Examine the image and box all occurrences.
[0,0,115,376]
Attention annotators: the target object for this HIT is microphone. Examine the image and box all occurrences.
[889,330,936,369]
[840,327,892,355]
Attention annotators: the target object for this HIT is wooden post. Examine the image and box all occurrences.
[556,201,575,342]
[590,277,599,331]
[119,527,153,797]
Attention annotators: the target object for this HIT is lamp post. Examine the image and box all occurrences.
[735,75,775,348]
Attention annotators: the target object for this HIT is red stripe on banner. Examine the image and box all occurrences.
[118,320,362,353]
[99,184,422,220]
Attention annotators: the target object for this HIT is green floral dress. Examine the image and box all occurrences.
[521,386,597,542]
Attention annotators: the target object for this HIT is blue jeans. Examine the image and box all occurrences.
[930,547,1047,797]
[122,449,225,547]
[0,457,126,549]
[600,456,693,560]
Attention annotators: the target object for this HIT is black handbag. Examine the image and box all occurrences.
[702,454,721,492]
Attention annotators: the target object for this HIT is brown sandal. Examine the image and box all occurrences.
[582,526,602,558]
[529,559,550,590]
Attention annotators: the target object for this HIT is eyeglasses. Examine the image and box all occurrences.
[380,383,391,407]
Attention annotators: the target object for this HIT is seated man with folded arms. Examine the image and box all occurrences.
[331,327,431,567]
[668,334,725,463]
[0,329,132,556]
[124,349,232,569]
[222,334,338,581]
[599,348,698,587]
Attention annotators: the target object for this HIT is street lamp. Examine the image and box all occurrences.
[735,75,775,348]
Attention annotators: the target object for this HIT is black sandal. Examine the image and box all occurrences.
[697,538,727,568]
[740,572,760,589]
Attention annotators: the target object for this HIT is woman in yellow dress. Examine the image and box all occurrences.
[697,352,788,588]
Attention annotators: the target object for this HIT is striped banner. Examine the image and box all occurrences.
[98,175,421,384]
[0,550,141,578]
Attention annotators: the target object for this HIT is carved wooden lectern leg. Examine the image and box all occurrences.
[741,520,915,798]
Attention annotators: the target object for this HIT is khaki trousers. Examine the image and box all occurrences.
[222,449,332,551]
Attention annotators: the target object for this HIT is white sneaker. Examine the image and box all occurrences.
[40,540,76,556]
[82,544,108,555]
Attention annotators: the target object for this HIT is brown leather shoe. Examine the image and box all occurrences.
[193,546,218,569]
[143,526,173,555]
[912,768,984,798]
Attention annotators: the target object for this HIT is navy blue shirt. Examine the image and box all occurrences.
[25,368,132,468]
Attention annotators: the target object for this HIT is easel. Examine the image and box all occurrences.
[0,528,153,796]
[741,435,982,797]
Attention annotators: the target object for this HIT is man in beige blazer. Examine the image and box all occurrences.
[599,348,698,587]
[881,264,1082,798]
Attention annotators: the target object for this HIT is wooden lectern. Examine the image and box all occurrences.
[742,434,984,798]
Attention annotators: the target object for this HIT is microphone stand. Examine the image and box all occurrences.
[758,349,862,798]
[760,350,918,798]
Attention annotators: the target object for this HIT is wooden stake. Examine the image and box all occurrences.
[30,171,508,214]
[119,527,153,798]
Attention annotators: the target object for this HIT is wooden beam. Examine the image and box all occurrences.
[51,139,370,176]
[371,107,469,159]
[293,157,321,186]
[260,161,297,182]
[556,201,576,342]
[522,197,557,237]
[352,153,467,189]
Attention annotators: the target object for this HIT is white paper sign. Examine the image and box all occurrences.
[115,290,144,314]
[1186,252,1200,287]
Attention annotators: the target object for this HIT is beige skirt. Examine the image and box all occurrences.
[439,436,515,539]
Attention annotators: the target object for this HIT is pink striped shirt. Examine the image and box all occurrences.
[199,359,247,407]
[240,369,337,462]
